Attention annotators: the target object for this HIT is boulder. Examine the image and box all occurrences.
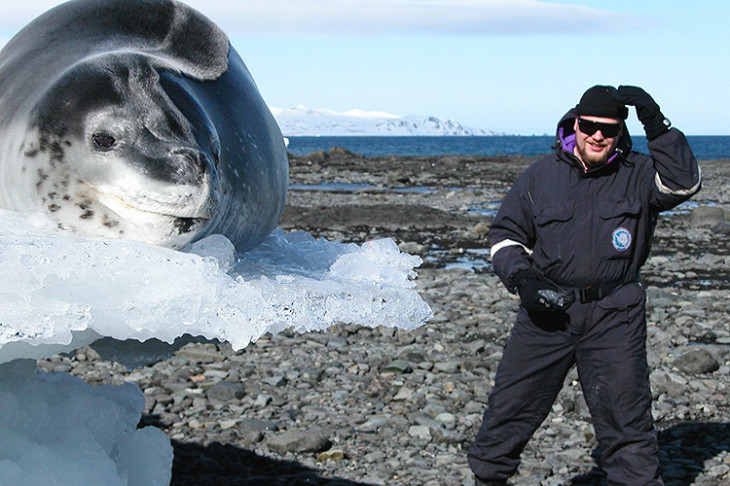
[690,206,728,227]
[672,348,720,375]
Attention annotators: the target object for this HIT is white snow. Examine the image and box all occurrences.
[270,105,501,136]
[340,108,401,119]
[0,208,433,484]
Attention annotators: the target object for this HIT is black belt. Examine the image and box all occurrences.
[568,281,627,304]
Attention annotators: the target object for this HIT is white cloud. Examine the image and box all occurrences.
[187,0,645,35]
[0,1,647,38]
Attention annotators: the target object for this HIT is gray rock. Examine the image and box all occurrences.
[431,427,463,444]
[673,348,721,374]
[237,419,279,434]
[392,387,414,401]
[205,380,244,402]
[307,150,329,162]
[433,360,460,373]
[651,370,689,398]
[327,146,355,157]
[381,359,413,374]
[421,402,447,418]
[413,415,442,431]
[173,344,224,363]
[408,425,432,440]
[262,375,287,387]
[253,393,272,408]
[706,464,730,477]
[356,416,390,433]
[434,412,457,425]
[712,221,730,235]
[266,428,332,454]
[316,449,346,462]
[237,419,279,445]
[690,205,728,227]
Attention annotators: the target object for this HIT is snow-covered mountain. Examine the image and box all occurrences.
[270,105,501,136]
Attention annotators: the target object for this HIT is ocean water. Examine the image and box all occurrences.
[286,135,730,160]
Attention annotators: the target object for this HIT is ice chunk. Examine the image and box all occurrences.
[184,233,237,272]
[0,209,433,362]
[330,238,421,285]
[0,359,172,485]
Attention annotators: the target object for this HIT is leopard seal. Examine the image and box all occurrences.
[0,0,288,250]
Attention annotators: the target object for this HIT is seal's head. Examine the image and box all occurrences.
[24,54,221,248]
[0,0,287,251]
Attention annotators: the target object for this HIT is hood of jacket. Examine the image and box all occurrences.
[554,108,633,172]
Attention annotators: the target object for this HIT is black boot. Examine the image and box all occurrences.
[475,477,507,486]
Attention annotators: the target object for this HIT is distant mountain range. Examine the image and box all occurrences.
[270,105,502,136]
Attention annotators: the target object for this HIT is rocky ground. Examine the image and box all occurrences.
[42,149,730,485]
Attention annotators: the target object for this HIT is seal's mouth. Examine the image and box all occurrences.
[96,189,212,221]
[173,217,202,235]
[94,191,212,246]
[74,177,216,247]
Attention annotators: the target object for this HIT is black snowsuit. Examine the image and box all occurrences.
[468,111,701,485]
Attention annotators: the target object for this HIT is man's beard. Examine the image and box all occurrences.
[576,140,612,168]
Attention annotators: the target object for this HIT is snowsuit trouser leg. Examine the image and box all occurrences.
[467,308,577,481]
[576,283,662,485]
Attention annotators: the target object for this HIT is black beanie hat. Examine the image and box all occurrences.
[575,85,628,120]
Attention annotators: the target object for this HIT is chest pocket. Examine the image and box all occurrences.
[534,203,575,266]
[597,199,641,260]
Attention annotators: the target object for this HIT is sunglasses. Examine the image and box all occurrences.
[577,118,622,138]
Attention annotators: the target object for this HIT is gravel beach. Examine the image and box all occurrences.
[41,149,730,485]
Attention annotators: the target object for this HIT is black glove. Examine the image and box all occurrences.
[512,269,571,313]
[617,85,671,141]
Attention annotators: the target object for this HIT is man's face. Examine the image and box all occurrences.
[573,115,622,168]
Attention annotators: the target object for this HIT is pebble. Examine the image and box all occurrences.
[317,449,346,462]
[205,381,245,401]
[381,359,413,374]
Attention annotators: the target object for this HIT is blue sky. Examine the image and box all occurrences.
[1,1,727,135]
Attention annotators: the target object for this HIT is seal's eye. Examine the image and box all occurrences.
[91,132,116,151]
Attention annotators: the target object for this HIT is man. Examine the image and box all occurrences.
[468,85,701,485]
